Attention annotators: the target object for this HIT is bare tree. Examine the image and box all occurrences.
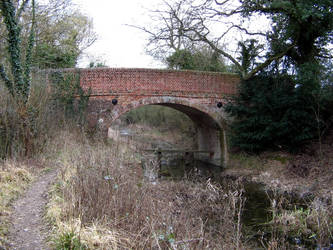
[132,0,200,62]
[133,0,295,78]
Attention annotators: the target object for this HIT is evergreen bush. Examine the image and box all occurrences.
[224,75,318,153]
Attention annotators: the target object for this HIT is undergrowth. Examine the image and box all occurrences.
[46,130,246,249]
[44,123,333,249]
[0,70,90,248]
[264,191,333,249]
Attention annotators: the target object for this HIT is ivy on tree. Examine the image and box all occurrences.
[0,0,35,103]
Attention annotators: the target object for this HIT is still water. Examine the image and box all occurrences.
[142,156,328,249]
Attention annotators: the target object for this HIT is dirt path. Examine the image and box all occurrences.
[7,169,57,250]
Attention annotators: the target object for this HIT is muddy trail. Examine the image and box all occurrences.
[6,169,57,250]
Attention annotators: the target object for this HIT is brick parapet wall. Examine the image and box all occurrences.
[77,68,239,97]
[39,68,239,97]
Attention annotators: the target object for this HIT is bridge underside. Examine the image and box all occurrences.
[155,103,223,165]
[86,96,229,167]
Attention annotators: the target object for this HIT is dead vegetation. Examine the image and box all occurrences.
[227,128,333,201]
[45,130,247,249]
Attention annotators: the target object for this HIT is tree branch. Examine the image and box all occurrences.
[23,0,35,100]
[230,24,267,37]
[244,44,296,80]
[16,0,30,18]
[185,28,244,74]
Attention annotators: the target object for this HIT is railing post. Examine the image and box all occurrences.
[157,151,162,177]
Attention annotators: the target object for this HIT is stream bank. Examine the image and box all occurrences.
[140,153,332,249]
[113,123,333,249]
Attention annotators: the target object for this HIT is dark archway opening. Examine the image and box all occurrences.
[119,105,197,150]
[112,103,223,165]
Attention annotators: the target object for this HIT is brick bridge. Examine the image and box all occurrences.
[59,68,239,166]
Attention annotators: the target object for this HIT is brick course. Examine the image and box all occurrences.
[78,68,239,97]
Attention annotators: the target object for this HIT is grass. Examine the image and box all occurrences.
[0,161,35,248]
[45,129,247,249]
[228,153,267,176]
[229,151,292,171]
[43,122,333,249]
[264,191,333,249]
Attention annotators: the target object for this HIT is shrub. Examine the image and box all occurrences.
[50,71,90,124]
[224,75,319,153]
[0,74,54,158]
[0,70,90,159]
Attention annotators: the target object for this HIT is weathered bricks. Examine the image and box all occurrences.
[77,68,239,97]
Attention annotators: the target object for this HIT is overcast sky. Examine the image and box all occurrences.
[73,0,164,68]
[71,0,271,70]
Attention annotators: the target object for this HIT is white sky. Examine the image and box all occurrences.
[71,0,271,69]
[73,0,164,68]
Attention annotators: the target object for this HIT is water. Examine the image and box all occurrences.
[147,156,273,228]
[142,155,332,249]
[118,126,331,247]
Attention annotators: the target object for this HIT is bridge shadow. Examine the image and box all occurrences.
[104,101,227,167]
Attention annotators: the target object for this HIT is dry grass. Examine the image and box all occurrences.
[220,143,333,249]
[0,161,35,248]
[227,144,333,201]
[45,130,247,249]
[263,190,333,249]
[45,124,333,249]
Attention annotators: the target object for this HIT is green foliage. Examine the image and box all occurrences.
[313,84,333,135]
[122,105,194,133]
[0,0,96,70]
[0,0,35,103]
[29,2,96,69]
[167,49,196,70]
[54,231,87,250]
[242,0,333,82]
[88,61,107,68]
[224,75,318,153]
[166,48,227,72]
[33,43,79,69]
[50,71,90,122]
[237,39,263,75]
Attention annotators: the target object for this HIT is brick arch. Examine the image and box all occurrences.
[103,96,228,165]
[110,96,224,129]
